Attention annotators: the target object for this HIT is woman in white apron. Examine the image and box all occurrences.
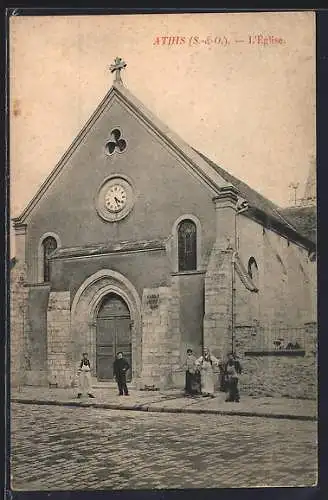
[77,353,95,398]
[196,347,220,397]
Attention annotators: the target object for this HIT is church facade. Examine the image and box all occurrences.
[11,60,317,398]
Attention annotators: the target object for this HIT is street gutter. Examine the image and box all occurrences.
[11,398,317,422]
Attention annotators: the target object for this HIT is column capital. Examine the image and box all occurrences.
[14,223,27,235]
[213,185,239,209]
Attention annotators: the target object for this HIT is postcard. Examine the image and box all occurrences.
[9,11,317,490]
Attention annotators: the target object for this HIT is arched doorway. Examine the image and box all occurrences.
[96,293,132,382]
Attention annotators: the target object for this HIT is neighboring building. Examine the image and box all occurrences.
[11,59,317,398]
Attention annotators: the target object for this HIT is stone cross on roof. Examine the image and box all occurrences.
[110,57,127,84]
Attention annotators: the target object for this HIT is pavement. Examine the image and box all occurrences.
[11,385,317,421]
[11,403,318,490]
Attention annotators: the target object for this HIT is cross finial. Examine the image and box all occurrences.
[109,57,127,84]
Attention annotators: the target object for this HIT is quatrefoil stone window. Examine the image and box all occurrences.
[105,128,127,155]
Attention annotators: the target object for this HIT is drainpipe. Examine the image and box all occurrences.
[232,200,249,354]
[231,250,237,355]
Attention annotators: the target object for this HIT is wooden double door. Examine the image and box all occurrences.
[96,293,132,382]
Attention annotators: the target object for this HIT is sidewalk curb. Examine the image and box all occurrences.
[11,398,317,422]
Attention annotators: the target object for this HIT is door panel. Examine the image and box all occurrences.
[115,317,132,381]
[96,318,115,381]
[97,355,114,381]
[96,294,132,382]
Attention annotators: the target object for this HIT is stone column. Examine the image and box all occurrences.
[203,186,239,359]
[47,291,72,388]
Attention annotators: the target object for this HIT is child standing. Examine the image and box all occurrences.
[77,353,95,399]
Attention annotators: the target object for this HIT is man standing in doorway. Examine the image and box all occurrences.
[113,352,130,396]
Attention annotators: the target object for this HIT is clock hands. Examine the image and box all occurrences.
[114,196,122,209]
[104,185,127,213]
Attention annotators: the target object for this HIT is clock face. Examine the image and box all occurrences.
[104,184,127,212]
[96,175,134,222]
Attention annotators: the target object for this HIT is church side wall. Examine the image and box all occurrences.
[233,216,316,400]
[236,215,315,334]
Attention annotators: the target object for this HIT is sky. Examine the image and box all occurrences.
[10,12,315,224]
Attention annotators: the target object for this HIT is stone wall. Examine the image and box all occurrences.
[238,354,317,399]
[234,323,317,400]
[10,262,28,388]
[203,246,233,358]
[141,286,181,389]
[47,291,73,388]
[24,284,50,386]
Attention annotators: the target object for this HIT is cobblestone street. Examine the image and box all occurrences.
[10,403,317,490]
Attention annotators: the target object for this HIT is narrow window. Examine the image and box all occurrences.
[178,220,197,271]
[248,257,259,284]
[42,236,57,282]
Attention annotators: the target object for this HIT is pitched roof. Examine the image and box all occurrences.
[195,150,315,250]
[12,80,315,251]
[195,149,295,229]
[280,206,317,243]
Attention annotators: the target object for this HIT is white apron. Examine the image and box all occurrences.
[200,360,215,394]
[79,364,92,394]
[196,355,220,395]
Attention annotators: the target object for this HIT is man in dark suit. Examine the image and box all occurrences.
[113,352,130,396]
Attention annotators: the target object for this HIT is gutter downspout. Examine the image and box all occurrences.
[232,202,249,354]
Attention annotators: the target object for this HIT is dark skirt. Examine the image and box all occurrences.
[185,371,201,395]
